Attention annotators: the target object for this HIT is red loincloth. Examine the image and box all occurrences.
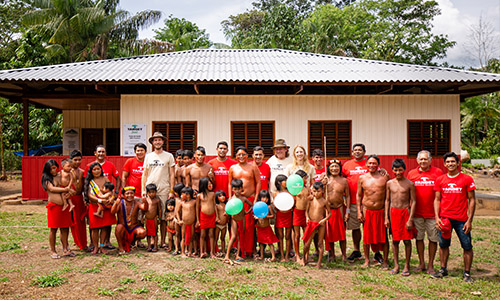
[88,203,116,229]
[256,226,279,245]
[167,226,176,234]
[363,209,386,245]
[326,207,346,243]
[292,208,307,227]
[301,221,321,243]
[146,219,156,237]
[276,210,292,228]
[70,194,87,249]
[122,230,136,252]
[390,208,417,241]
[242,199,255,255]
[184,224,193,245]
[46,202,73,229]
[200,211,216,229]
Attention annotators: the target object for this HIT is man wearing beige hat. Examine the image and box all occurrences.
[267,139,293,195]
[141,132,176,249]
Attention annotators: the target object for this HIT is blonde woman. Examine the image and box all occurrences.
[285,145,316,187]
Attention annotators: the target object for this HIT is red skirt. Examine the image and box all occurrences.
[302,221,321,242]
[184,224,193,245]
[363,209,386,245]
[390,208,417,241]
[88,203,116,229]
[256,226,279,245]
[242,201,255,254]
[146,219,157,237]
[46,202,73,229]
[200,211,216,229]
[276,210,292,228]
[122,230,136,252]
[292,208,306,227]
[326,207,346,243]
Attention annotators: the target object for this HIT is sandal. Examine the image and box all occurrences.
[151,248,158,252]
[63,250,76,257]
[51,253,60,259]
[401,270,411,277]
[146,247,153,252]
[389,269,399,275]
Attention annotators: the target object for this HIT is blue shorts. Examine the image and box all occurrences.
[438,218,473,251]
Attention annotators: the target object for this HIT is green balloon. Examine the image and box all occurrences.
[225,198,244,215]
[287,174,304,195]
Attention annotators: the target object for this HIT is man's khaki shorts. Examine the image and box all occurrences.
[346,204,361,230]
[158,194,169,221]
[413,217,438,242]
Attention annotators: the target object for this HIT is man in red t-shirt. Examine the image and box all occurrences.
[208,141,236,197]
[122,143,146,198]
[407,150,443,274]
[252,146,270,191]
[311,149,325,182]
[432,152,476,283]
[84,145,121,249]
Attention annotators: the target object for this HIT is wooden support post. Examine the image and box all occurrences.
[23,99,29,156]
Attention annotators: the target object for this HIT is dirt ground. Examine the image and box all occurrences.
[0,175,499,299]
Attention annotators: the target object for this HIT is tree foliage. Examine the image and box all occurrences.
[223,0,455,65]
[154,15,212,51]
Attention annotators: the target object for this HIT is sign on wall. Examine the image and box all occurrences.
[123,123,147,156]
[63,128,80,154]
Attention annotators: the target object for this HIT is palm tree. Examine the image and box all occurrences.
[22,0,164,62]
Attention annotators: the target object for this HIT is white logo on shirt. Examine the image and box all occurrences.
[214,166,229,176]
[414,176,435,187]
[442,183,463,193]
[350,166,366,175]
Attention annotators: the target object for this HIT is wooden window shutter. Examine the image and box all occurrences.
[231,121,275,157]
[408,120,450,157]
[152,121,197,153]
[309,121,351,159]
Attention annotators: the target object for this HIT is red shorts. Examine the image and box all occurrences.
[200,211,216,229]
[46,202,73,229]
[256,226,279,245]
[146,219,156,237]
[302,221,321,243]
[363,209,386,245]
[292,208,306,227]
[390,208,417,241]
[326,207,346,243]
[167,226,176,234]
[276,210,292,228]
[122,230,136,252]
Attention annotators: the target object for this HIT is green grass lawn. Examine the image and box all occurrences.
[0,211,498,299]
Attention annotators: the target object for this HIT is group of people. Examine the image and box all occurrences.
[40,132,477,282]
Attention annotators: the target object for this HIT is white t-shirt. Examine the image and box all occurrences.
[143,151,175,195]
[266,155,293,194]
[285,163,316,187]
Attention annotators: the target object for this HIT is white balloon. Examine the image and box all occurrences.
[274,192,294,211]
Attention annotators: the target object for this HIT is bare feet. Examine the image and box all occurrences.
[362,262,370,268]
[69,202,75,212]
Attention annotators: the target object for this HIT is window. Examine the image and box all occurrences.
[308,121,351,158]
[408,120,450,157]
[152,121,197,153]
[231,121,275,157]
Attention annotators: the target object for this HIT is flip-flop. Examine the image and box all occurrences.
[389,269,399,275]
[401,270,411,277]
[63,251,76,257]
[103,244,116,250]
[235,258,245,262]
[146,247,153,252]
[51,253,60,259]
[414,267,426,273]
[151,248,158,252]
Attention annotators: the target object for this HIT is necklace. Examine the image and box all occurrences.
[125,201,135,225]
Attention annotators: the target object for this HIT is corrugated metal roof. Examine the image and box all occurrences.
[1,48,499,84]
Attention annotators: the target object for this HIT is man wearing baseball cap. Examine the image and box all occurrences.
[141,132,176,249]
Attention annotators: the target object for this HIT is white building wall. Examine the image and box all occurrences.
[120,94,460,156]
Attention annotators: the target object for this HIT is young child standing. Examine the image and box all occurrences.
[273,174,293,262]
[165,199,177,252]
[292,170,311,264]
[302,181,331,268]
[197,177,218,258]
[385,158,416,276]
[214,190,228,256]
[144,183,161,252]
[60,158,75,212]
[176,186,197,258]
[224,179,253,262]
[93,182,115,218]
[172,183,185,255]
[255,190,279,262]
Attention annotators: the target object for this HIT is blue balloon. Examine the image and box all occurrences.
[253,201,269,219]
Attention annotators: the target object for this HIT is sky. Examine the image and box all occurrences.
[119,0,500,68]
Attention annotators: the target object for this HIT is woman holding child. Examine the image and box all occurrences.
[41,159,74,259]
[83,162,117,254]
